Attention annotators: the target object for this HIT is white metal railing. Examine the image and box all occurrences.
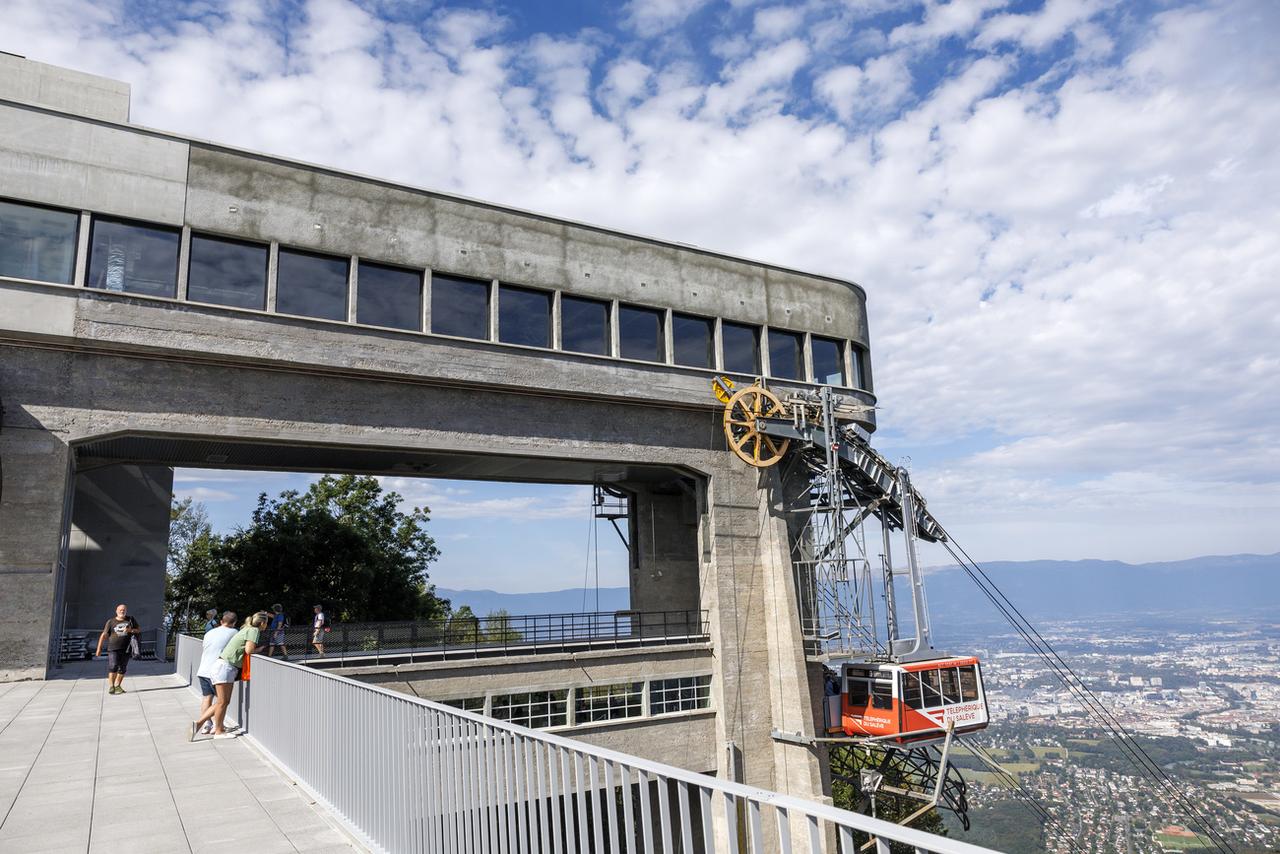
[174,635,1002,854]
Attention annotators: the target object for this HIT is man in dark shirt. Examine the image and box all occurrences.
[95,603,140,694]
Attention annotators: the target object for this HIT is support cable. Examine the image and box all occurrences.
[957,736,1077,849]
[936,533,1234,854]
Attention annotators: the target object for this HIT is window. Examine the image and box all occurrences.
[650,676,711,715]
[498,285,551,348]
[276,249,349,321]
[846,672,871,706]
[187,234,268,310]
[0,199,78,284]
[811,336,846,386]
[767,329,804,380]
[358,261,421,331]
[871,677,894,710]
[490,690,568,729]
[561,295,610,355]
[851,345,868,390]
[902,673,924,710]
[921,669,943,707]
[672,313,714,368]
[86,217,179,298]
[938,668,961,705]
[619,304,665,362]
[431,273,490,340]
[574,682,643,724]
[721,321,760,375]
[958,665,980,702]
[442,697,486,713]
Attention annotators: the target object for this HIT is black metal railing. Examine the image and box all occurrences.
[224,609,709,667]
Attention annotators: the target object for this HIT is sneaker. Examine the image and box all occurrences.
[115,686,126,694]
[190,721,199,742]
[108,685,118,694]
[200,722,214,735]
[212,732,240,740]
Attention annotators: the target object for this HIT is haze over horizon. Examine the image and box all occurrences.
[16,0,1272,591]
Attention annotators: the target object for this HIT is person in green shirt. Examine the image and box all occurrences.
[192,610,270,740]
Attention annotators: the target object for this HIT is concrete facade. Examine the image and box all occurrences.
[0,58,876,805]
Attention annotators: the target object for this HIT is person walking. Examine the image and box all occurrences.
[202,609,219,633]
[195,611,237,735]
[94,603,140,695]
[192,610,269,740]
[266,603,289,659]
[311,604,327,656]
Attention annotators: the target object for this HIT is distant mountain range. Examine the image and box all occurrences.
[439,552,1280,622]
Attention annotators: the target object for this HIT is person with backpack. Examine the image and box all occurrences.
[311,604,328,655]
[266,603,289,659]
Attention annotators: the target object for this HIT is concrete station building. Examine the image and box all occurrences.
[0,55,878,805]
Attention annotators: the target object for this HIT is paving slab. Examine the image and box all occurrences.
[0,662,363,853]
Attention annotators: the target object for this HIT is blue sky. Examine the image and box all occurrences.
[8,0,1278,589]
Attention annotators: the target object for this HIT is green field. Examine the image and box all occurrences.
[1029,745,1067,759]
[1154,832,1214,851]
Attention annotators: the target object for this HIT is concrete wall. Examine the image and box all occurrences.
[63,464,173,635]
[0,54,130,122]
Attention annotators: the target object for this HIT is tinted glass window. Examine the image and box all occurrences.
[938,668,961,705]
[0,200,78,284]
[499,285,551,348]
[958,665,980,702]
[847,677,870,706]
[87,218,179,298]
[358,261,421,331]
[851,345,868,389]
[619,304,664,362]
[902,673,924,709]
[768,329,804,380]
[721,321,760,375]
[812,336,846,386]
[187,234,267,310]
[561,295,610,355]
[276,249,348,320]
[672,313,713,368]
[921,670,943,707]
[431,273,490,339]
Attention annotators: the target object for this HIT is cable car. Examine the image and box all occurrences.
[841,656,989,745]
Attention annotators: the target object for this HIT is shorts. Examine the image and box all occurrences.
[312,630,324,644]
[107,649,131,674]
[270,630,285,645]
[211,659,240,685]
[198,676,215,697]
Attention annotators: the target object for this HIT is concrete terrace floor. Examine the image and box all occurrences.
[0,661,363,854]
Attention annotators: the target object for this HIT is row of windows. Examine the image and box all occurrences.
[0,198,869,388]
[440,675,713,730]
[901,665,981,710]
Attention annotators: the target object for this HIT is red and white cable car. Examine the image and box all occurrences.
[840,656,989,745]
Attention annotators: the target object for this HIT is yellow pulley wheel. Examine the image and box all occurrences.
[723,384,790,468]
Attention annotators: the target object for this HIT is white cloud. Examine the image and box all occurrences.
[173,486,237,502]
[376,478,593,521]
[5,0,1278,566]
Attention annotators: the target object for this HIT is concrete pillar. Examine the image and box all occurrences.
[63,464,174,638]
[0,421,72,681]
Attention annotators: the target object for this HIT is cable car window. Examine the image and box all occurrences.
[901,672,924,709]
[921,670,943,707]
[847,677,870,706]
[958,665,979,702]
[939,668,961,705]
[871,678,894,710]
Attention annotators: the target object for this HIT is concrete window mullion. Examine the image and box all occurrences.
[608,300,620,358]
[73,212,91,287]
[175,225,191,301]
[566,687,577,728]
[265,242,279,312]
[347,255,359,324]
[662,308,674,365]
[421,267,432,333]
[760,327,772,377]
[712,317,724,371]
[489,279,499,342]
[802,331,814,383]
[552,290,562,350]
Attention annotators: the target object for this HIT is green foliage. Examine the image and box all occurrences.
[168,475,448,627]
[165,497,213,633]
[829,746,948,853]
[483,609,523,643]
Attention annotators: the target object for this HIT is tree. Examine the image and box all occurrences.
[165,497,212,633]
[190,475,447,626]
[483,609,523,644]
[448,605,480,644]
[829,745,949,852]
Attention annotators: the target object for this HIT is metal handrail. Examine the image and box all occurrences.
[175,635,1002,853]
[228,609,710,666]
